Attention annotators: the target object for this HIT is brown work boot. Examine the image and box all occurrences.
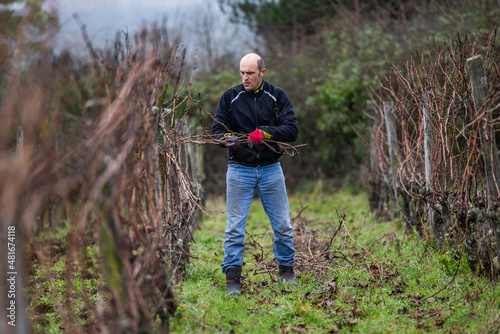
[279,265,299,286]
[225,267,242,296]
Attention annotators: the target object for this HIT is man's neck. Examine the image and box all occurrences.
[246,80,264,94]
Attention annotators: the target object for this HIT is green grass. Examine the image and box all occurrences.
[171,186,500,333]
[26,240,104,333]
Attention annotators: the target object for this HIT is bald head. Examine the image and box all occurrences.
[240,53,265,72]
[240,53,266,91]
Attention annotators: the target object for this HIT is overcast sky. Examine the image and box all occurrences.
[49,0,254,58]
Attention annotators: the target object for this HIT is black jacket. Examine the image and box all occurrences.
[212,80,298,166]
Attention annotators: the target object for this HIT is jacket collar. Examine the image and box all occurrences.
[245,81,265,96]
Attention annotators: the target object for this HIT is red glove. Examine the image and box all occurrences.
[248,129,264,146]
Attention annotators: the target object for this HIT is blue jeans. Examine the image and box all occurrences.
[221,162,295,273]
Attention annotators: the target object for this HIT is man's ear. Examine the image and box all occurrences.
[260,68,267,77]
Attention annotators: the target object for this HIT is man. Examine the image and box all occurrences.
[212,53,299,296]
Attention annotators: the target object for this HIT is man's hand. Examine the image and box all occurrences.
[248,129,264,147]
[224,134,240,149]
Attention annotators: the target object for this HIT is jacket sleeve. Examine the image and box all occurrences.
[259,89,298,143]
[212,92,232,146]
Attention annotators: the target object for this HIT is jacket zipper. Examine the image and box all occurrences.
[254,96,260,159]
[253,97,258,127]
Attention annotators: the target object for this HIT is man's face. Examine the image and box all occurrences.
[240,59,265,91]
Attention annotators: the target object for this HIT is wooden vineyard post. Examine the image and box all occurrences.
[367,101,377,180]
[422,93,444,247]
[467,55,500,207]
[423,93,432,203]
[384,101,399,213]
[367,101,382,214]
[467,55,500,273]
[16,126,23,151]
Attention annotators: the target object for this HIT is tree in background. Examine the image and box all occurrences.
[219,0,335,54]
[0,0,59,154]
[0,0,59,70]
[0,0,59,108]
